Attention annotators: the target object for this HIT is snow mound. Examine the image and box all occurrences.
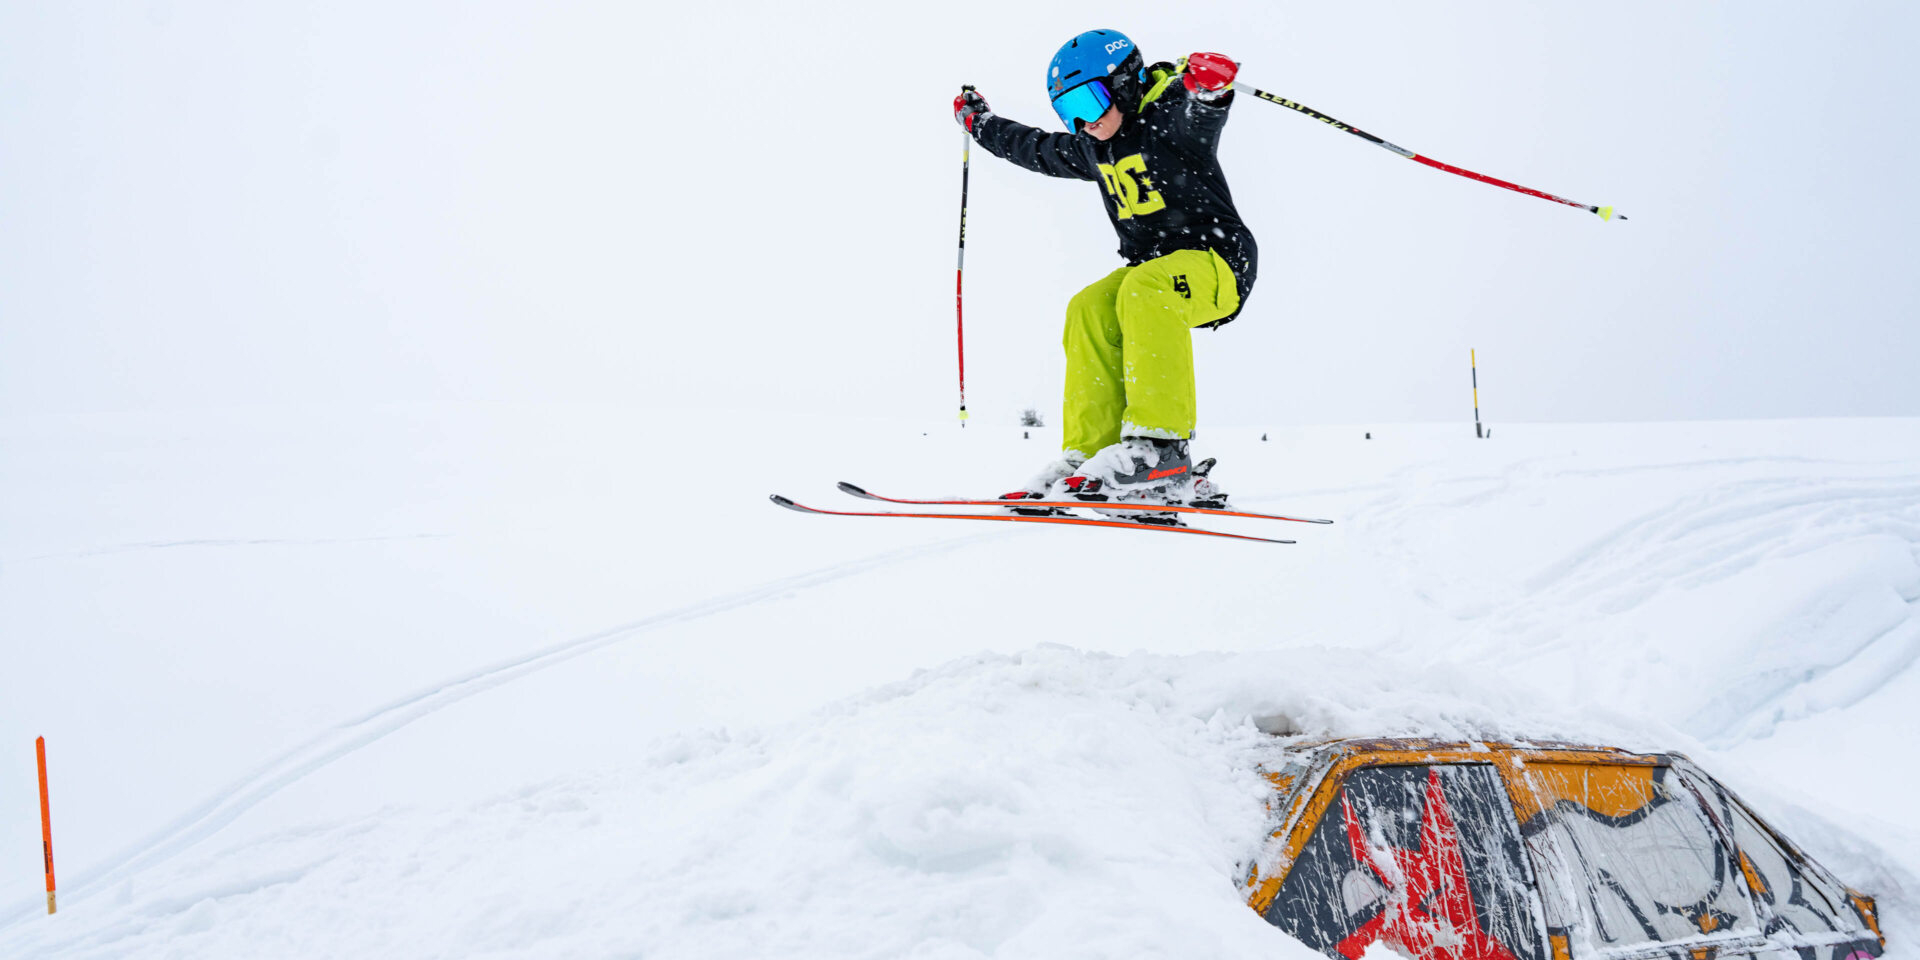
[7,415,1918,957]
[7,644,1637,959]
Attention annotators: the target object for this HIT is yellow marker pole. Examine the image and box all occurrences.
[1472,349,1483,439]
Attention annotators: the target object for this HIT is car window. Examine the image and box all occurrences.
[1684,770,1876,948]
[1512,763,1759,955]
[1263,763,1546,960]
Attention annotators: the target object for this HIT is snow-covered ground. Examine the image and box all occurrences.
[2,407,1916,957]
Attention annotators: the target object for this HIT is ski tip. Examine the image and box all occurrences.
[769,494,803,511]
[836,481,875,499]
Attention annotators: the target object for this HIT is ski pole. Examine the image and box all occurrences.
[1240,84,1625,221]
[954,85,973,428]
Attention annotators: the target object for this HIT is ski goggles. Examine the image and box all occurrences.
[1050,78,1113,132]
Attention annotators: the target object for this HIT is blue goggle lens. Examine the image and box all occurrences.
[1050,79,1113,132]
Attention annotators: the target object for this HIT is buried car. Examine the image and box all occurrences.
[1242,739,1885,960]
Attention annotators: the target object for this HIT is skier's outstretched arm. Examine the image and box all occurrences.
[954,89,1099,182]
[1154,53,1239,152]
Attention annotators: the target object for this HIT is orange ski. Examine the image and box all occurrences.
[769,495,1294,544]
[835,482,1333,524]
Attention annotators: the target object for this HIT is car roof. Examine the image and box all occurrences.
[1271,736,1677,770]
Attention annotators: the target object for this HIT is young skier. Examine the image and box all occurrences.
[954,29,1254,510]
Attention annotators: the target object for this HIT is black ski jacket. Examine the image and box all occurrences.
[971,71,1257,325]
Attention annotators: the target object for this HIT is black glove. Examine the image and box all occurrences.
[953,88,993,133]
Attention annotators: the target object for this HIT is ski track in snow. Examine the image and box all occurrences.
[0,530,1002,930]
[1517,475,1920,599]
[1366,457,1920,747]
[6,533,454,564]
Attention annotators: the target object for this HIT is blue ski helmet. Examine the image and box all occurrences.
[1047,29,1146,132]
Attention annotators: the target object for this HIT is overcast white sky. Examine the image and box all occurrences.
[3,1,1916,427]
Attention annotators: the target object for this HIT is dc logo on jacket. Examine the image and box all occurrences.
[1097,153,1166,220]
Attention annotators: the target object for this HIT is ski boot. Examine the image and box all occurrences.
[1059,437,1195,524]
[996,455,1083,516]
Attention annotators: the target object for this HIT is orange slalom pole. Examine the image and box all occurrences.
[37,737,55,914]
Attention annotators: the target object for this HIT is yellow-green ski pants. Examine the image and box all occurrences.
[1061,248,1241,460]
